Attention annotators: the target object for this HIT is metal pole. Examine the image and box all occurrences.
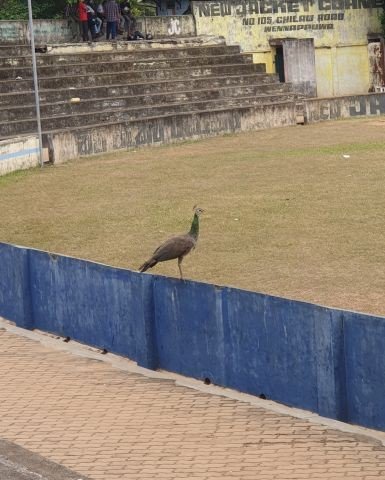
[27,0,44,167]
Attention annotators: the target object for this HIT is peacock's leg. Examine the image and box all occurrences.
[178,257,184,279]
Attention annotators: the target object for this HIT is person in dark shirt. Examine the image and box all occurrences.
[86,0,98,40]
[64,1,80,41]
[105,0,121,40]
[120,0,136,39]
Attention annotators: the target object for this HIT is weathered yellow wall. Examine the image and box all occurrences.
[252,51,275,72]
[193,0,382,96]
[314,46,370,96]
[315,48,334,97]
[335,45,370,94]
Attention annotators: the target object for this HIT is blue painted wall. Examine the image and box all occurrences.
[0,243,33,329]
[1,242,385,431]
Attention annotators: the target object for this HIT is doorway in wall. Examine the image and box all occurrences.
[270,38,317,97]
[275,46,285,82]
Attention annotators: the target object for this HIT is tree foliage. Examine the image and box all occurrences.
[0,0,67,19]
[0,0,155,19]
[380,10,385,37]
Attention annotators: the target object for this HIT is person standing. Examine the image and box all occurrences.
[120,0,136,39]
[78,0,89,42]
[96,2,105,36]
[105,0,120,40]
[86,0,98,41]
[64,1,80,42]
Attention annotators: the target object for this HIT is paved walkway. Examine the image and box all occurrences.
[1,326,385,480]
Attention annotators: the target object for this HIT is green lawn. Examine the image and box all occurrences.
[1,117,385,315]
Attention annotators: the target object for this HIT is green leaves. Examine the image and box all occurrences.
[380,10,385,36]
[0,0,156,19]
[0,0,70,19]
[0,0,29,20]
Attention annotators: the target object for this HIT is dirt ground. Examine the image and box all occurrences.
[1,117,385,316]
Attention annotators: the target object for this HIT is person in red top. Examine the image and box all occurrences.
[78,0,89,41]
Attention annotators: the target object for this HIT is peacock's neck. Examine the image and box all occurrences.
[189,213,199,240]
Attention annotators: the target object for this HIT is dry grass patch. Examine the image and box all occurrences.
[1,118,385,315]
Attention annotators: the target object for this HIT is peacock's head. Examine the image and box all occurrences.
[193,205,205,217]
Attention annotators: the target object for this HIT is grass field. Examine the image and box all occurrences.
[1,117,385,316]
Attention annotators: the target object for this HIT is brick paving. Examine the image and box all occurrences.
[1,327,385,480]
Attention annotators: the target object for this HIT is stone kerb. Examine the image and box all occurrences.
[1,241,385,431]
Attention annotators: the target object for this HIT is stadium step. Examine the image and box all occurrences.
[0,75,286,109]
[0,63,266,93]
[0,53,255,80]
[0,44,242,68]
[0,95,298,137]
[0,37,301,153]
[0,85,293,121]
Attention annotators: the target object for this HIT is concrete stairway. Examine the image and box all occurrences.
[0,38,299,162]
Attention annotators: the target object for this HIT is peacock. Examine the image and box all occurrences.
[139,206,204,279]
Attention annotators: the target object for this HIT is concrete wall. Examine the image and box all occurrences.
[46,103,296,164]
[0,16,196,45]
[1,93,383,173]
[41,92,385,165]
[192,0,383,96]
[135,15,196,38]
[0,136,40,176]
[304,92,385,122]
[0,20,73,44]
[1,241,385,431]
